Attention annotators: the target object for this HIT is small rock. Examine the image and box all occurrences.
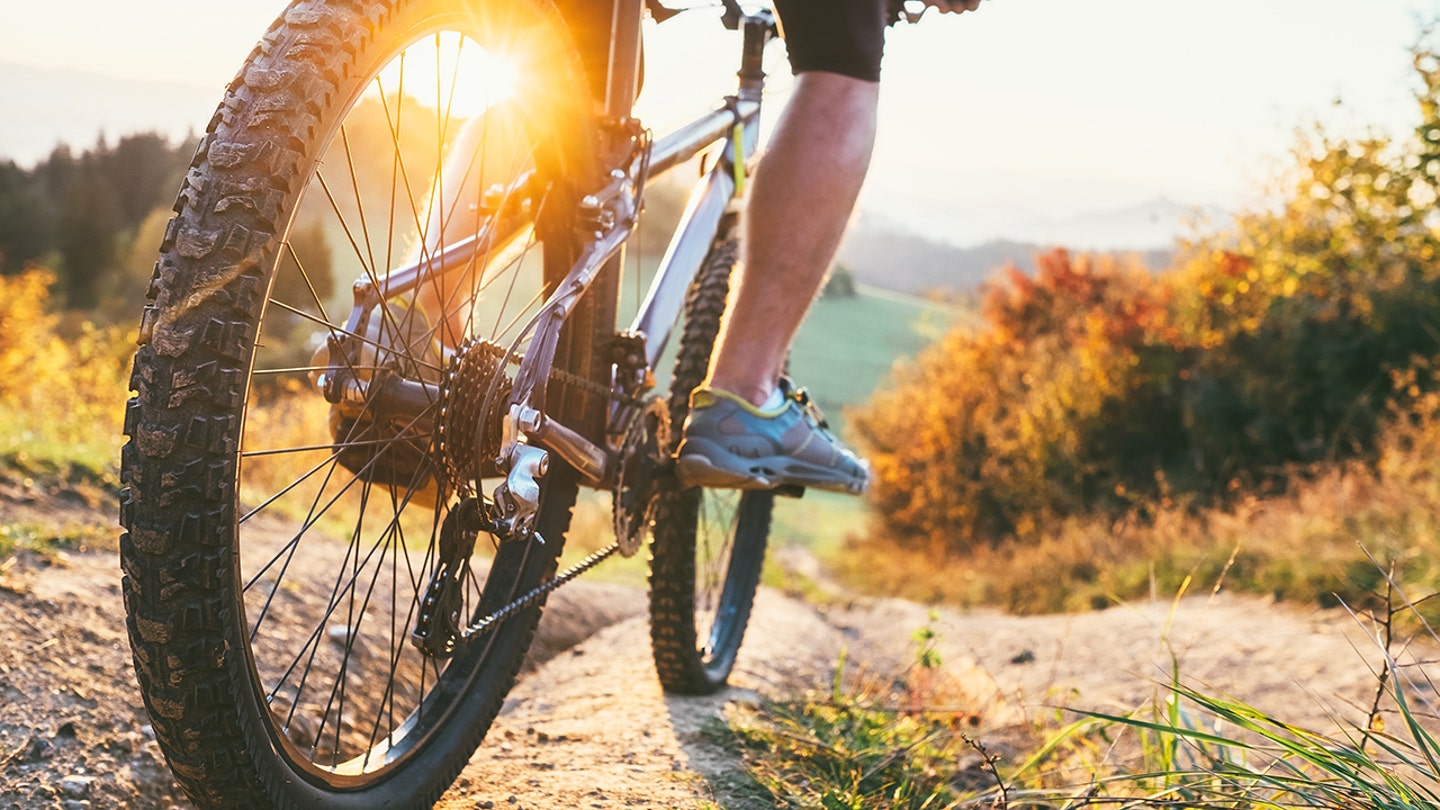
[61,800,91,810]
[1010,649,1035,665]
[101,736,135,756]
[508,796,519,804]
[60,775,95,798]
[56,722,79,739]
[475,802,494,809]
[21,736,54,763]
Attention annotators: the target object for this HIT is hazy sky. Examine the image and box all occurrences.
[0,0,1430,246]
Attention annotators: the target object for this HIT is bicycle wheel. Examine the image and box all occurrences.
[119,0,602,806]
[648,233,775,695]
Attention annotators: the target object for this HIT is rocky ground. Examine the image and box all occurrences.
[1,488,1434,809]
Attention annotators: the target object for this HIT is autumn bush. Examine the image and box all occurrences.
[0,266,132,480]
[853,34,1440,564]
[853,250,1182,552]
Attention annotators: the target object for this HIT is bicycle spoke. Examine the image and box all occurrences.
[244,402,436,619]
[266,299,448,378]
[262,451,438,701]
[241,435,432,460]
[283,480,377,756]
[251,364,386,377]
[125,2,607,799]
[233,14,585,777]
[339,126,382,287]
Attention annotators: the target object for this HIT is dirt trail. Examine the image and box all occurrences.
[2,493,1437,808]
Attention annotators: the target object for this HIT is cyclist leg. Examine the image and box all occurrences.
[704,72,878,405]
[675,0,883,495]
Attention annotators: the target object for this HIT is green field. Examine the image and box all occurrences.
[789,283,964,430]
[767,284,967,580]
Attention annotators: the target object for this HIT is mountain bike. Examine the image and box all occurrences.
[119,0,794,806]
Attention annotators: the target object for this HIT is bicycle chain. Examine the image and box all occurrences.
[462,340,618,401]
[461,539,621,639]
[430,340,632,650]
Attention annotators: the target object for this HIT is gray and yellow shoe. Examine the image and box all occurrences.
[674,380,870,494]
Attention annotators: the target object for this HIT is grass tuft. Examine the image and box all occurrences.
[734,571,1440,809]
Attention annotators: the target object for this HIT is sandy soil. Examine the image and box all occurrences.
[2,489,1435,809]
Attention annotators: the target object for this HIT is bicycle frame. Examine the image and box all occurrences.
[332,2,775,501]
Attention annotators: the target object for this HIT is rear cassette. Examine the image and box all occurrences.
[439,338,515,492]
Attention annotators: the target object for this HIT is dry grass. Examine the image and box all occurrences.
[835,392,1440,622]
[731,570,1440,809]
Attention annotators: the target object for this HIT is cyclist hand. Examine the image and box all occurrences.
[924,0,984,12]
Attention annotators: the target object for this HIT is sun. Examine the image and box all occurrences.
[368,32,518,121]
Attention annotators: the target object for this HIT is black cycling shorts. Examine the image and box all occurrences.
[773,0,887,83]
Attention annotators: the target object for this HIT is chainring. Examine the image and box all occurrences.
[612,397,670,557]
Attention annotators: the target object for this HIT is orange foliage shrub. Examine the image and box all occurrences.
[852,250,1181,552]
[853,33,1440,555]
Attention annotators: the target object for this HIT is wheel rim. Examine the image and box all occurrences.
[234,20,568,783]
[692,490,770,673]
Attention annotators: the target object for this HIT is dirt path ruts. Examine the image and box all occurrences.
[3,500,1438,808]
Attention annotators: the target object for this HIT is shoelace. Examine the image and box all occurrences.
[785,384,831,431]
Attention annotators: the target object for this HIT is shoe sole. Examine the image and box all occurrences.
[675,451,867,495]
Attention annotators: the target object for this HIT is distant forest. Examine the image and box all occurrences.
[0,127,1174,324]
[0,132,196,312]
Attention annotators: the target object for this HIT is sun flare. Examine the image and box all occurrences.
[367,32,517,121]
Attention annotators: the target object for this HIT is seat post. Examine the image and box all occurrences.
[737,8,774,102]
[604,0,645,120]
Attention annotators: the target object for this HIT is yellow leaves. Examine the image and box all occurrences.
[852,32,1440,558]
[0,269,133,470]
[0,269,62,394]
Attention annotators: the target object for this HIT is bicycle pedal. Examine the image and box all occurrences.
[774,483,805,499]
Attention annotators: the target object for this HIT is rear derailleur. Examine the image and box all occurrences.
[410,440,551,659]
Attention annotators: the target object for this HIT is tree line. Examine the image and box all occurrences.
[0,132,196,312]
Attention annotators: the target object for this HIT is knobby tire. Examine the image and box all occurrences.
[119,1,604,806]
